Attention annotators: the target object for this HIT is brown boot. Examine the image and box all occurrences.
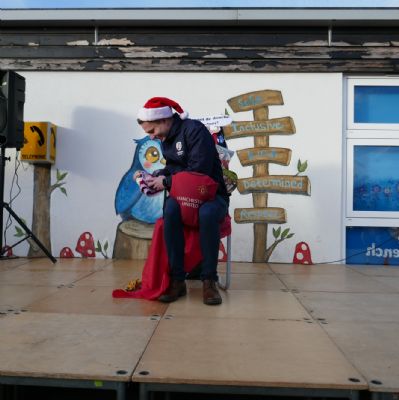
[203,279,222,306]
[158,280,187,303]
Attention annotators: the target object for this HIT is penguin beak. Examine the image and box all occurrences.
[161,158,166,165]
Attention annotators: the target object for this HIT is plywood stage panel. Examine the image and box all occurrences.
[270,263,350,275]
[0,269,93,286]
[0,312,158,382]
[218,262,273,274]
[227,273,286,291]
[349,266,399,277]
[0,258,31,270]
[323,321,399,393]
[28,285,167,317]
[133,317,367,389]
[103,259,146,270]
[167,289,312,321]
[0,285,60,311]
[368,277,399,292]
[16,258,112,271]
[74,263,144,287]
[297,292,399,323]
[277,270,395,293]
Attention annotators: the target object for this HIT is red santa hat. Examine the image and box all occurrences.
[137,97,189,121]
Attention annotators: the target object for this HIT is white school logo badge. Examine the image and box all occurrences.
[176,141,184,156]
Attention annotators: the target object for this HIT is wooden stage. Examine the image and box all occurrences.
[0,258,398,400]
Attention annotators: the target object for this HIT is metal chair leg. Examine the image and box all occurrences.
[218,235,231,290]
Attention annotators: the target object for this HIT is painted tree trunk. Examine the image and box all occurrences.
[265,238,284,262]
[28,164,52,257]
[113,219,154,259]
[252,107,269,263]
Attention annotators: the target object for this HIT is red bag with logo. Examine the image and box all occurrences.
[169,171,219,227]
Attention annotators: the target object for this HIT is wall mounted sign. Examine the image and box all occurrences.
[194,115,232,127]
[21,121,57,164]
[346,226,399,265]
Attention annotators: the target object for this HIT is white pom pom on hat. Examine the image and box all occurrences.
[137,97,189,122]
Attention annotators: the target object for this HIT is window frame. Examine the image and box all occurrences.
[347,77,399,133]
[346,138,399,221]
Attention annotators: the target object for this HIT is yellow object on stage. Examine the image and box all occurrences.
[21,122,57,164]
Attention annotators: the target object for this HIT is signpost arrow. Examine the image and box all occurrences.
[237,175,311,196]
[237,147,292,167]
[228,89,283,113]
[223,117,295,139]
[235,207,287,224]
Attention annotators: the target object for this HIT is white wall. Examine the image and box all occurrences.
[4,72,343,262]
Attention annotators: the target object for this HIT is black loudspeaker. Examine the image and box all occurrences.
[0,71,26,150]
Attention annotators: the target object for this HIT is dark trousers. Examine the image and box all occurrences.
[163,195,228,282]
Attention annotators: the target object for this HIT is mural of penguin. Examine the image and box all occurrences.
[115,136,165,224]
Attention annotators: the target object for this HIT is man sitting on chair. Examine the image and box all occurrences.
[137,97,229,306]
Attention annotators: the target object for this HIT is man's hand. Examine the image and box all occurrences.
[146,176,165,191]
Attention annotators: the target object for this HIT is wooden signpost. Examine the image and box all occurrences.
[225,89,310,262]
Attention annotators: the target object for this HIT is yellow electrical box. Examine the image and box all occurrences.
[21,122,57,164]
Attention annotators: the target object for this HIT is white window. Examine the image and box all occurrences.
[345,77,399,265]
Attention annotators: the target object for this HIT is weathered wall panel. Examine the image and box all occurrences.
[1,26,399,72]
[1,58,398,73]
[2,45,399,59]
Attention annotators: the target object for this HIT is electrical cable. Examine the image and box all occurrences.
[3,150,22,248]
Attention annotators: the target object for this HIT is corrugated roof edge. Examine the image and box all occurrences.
[1,8,399,26]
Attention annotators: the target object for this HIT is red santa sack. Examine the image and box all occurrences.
[112,218,202,300]
[112,172,220,300]
[169,171,219,227]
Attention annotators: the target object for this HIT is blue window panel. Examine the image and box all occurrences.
[346,226,399,265]
[353,145,399,211]
[354,86,399,123]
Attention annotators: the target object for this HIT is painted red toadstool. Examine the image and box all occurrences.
[75,232,96,258]
[60,247,74,258]
[1,246,13,257]
[293,241,313,265]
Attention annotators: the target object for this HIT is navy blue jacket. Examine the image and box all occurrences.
[157,114,229,203]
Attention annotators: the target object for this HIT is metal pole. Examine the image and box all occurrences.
[0,146,6,253]
[94,26,99,45]
[350,390,359,400]
[116,382,126,400]
[139,383,149,400]
[218,235,231,290]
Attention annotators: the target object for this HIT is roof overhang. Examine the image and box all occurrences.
[1,8,399,27]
